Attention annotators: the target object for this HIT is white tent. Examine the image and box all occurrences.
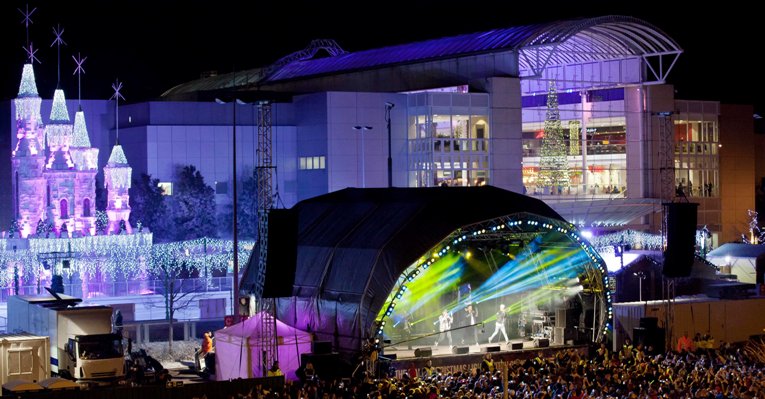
[215,313,312,381]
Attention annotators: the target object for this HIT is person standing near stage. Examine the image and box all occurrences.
[435,309,453,347]
[488,304,509,344]
[463,304,480,346]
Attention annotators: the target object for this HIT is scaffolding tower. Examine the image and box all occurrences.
[255,101,278,375]
[655,111,676,352]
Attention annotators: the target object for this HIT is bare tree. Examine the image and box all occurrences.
[150,250,202,355]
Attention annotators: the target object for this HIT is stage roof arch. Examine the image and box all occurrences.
[246,187,611,352]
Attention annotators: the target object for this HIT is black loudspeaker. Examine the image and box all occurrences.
[663,203,698,278]
[639,317,658,330]
[312,341,332,355]
[451,346,469,354]
[757,256,765,285]
[536,338,549,348]
[483,346,501,353]
[633,327,666,353]
[262,209,298,297]
[301,353,348,379]
[414,348,432,357]
[511,342,523,350]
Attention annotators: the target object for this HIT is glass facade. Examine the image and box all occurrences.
[407,93,490,187]
[521,88,627,197]
[673,104,719,198]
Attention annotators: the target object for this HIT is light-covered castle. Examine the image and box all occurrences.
[11,63,132,238]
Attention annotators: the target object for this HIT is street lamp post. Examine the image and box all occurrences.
[384,102,395,188]
[633,271,646,302]
[216,97,247,315]
[353,125,373,188]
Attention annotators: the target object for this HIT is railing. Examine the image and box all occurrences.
[525,184,627,199]
[0,276,233,302]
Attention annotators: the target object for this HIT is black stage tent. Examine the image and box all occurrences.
[241,186,568,354]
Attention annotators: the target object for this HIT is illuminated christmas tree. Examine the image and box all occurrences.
[538,81,570,192]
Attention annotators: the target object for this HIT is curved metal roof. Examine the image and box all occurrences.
[162,15,681,97]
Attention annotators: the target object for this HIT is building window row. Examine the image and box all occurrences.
[299,156,326,170]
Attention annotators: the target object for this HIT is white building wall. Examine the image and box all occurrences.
[478,77,523,192]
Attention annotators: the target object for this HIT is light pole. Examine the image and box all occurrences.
[384,102,395,188]
[633,271,646,302]
[216,97,247,315]
[353,125,373,188]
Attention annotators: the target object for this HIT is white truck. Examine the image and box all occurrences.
[7,293,124,382]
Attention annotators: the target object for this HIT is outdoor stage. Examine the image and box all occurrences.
[386,339,588,378]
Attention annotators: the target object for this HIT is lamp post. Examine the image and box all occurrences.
[385,102,395,188]
[633,271,646,302]
[216,97,247,315]
[353,125,373,188]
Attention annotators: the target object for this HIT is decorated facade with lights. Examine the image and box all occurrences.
[103,144,132,234]
[11,63,105,238]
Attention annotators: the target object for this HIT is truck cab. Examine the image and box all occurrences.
[64,333,124,380]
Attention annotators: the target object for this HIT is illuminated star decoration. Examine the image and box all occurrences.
[23,43,40,65]
[50,24,67,85]
[72,53,87,104]
[110,79,125,142]
[18,4,37,46]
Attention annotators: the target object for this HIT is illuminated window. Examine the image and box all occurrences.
[299,156,326,170]
[158,182,173,195]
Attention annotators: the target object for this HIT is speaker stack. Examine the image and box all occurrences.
[663,203,699,278]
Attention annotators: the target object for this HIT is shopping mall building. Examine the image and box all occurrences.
[1,16,757,244]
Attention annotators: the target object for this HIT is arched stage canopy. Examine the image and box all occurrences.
[244,187,611,355]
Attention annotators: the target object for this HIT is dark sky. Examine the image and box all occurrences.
[1,1,761,112]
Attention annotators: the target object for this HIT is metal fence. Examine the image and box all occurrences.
[0,276,233,302]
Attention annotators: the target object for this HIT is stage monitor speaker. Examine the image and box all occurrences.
[414,348,432,357]
[536,338,549,348]
[511,342,523,350]
[663,203,698,278]
[262,209,298,297]
[483,346,501,353]
[312,341,332,355]
[452,346,469,355]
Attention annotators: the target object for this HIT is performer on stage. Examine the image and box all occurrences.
[488,304,509,344]
[434,309,453,347]
[462,304,480,346]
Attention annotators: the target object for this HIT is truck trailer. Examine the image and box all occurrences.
[7,293,124,382]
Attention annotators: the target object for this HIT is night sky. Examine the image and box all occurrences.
[1,1,761,112]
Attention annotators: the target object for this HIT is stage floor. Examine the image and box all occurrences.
[384,337,558,360]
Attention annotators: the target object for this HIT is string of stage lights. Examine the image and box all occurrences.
[375,215,611,343]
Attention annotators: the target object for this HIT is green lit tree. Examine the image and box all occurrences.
[168,165,218,241]
[568,120,581,156]
[538,81,570,192]
[129,173,174,241]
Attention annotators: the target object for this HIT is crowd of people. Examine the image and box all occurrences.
[231,339,765,399]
